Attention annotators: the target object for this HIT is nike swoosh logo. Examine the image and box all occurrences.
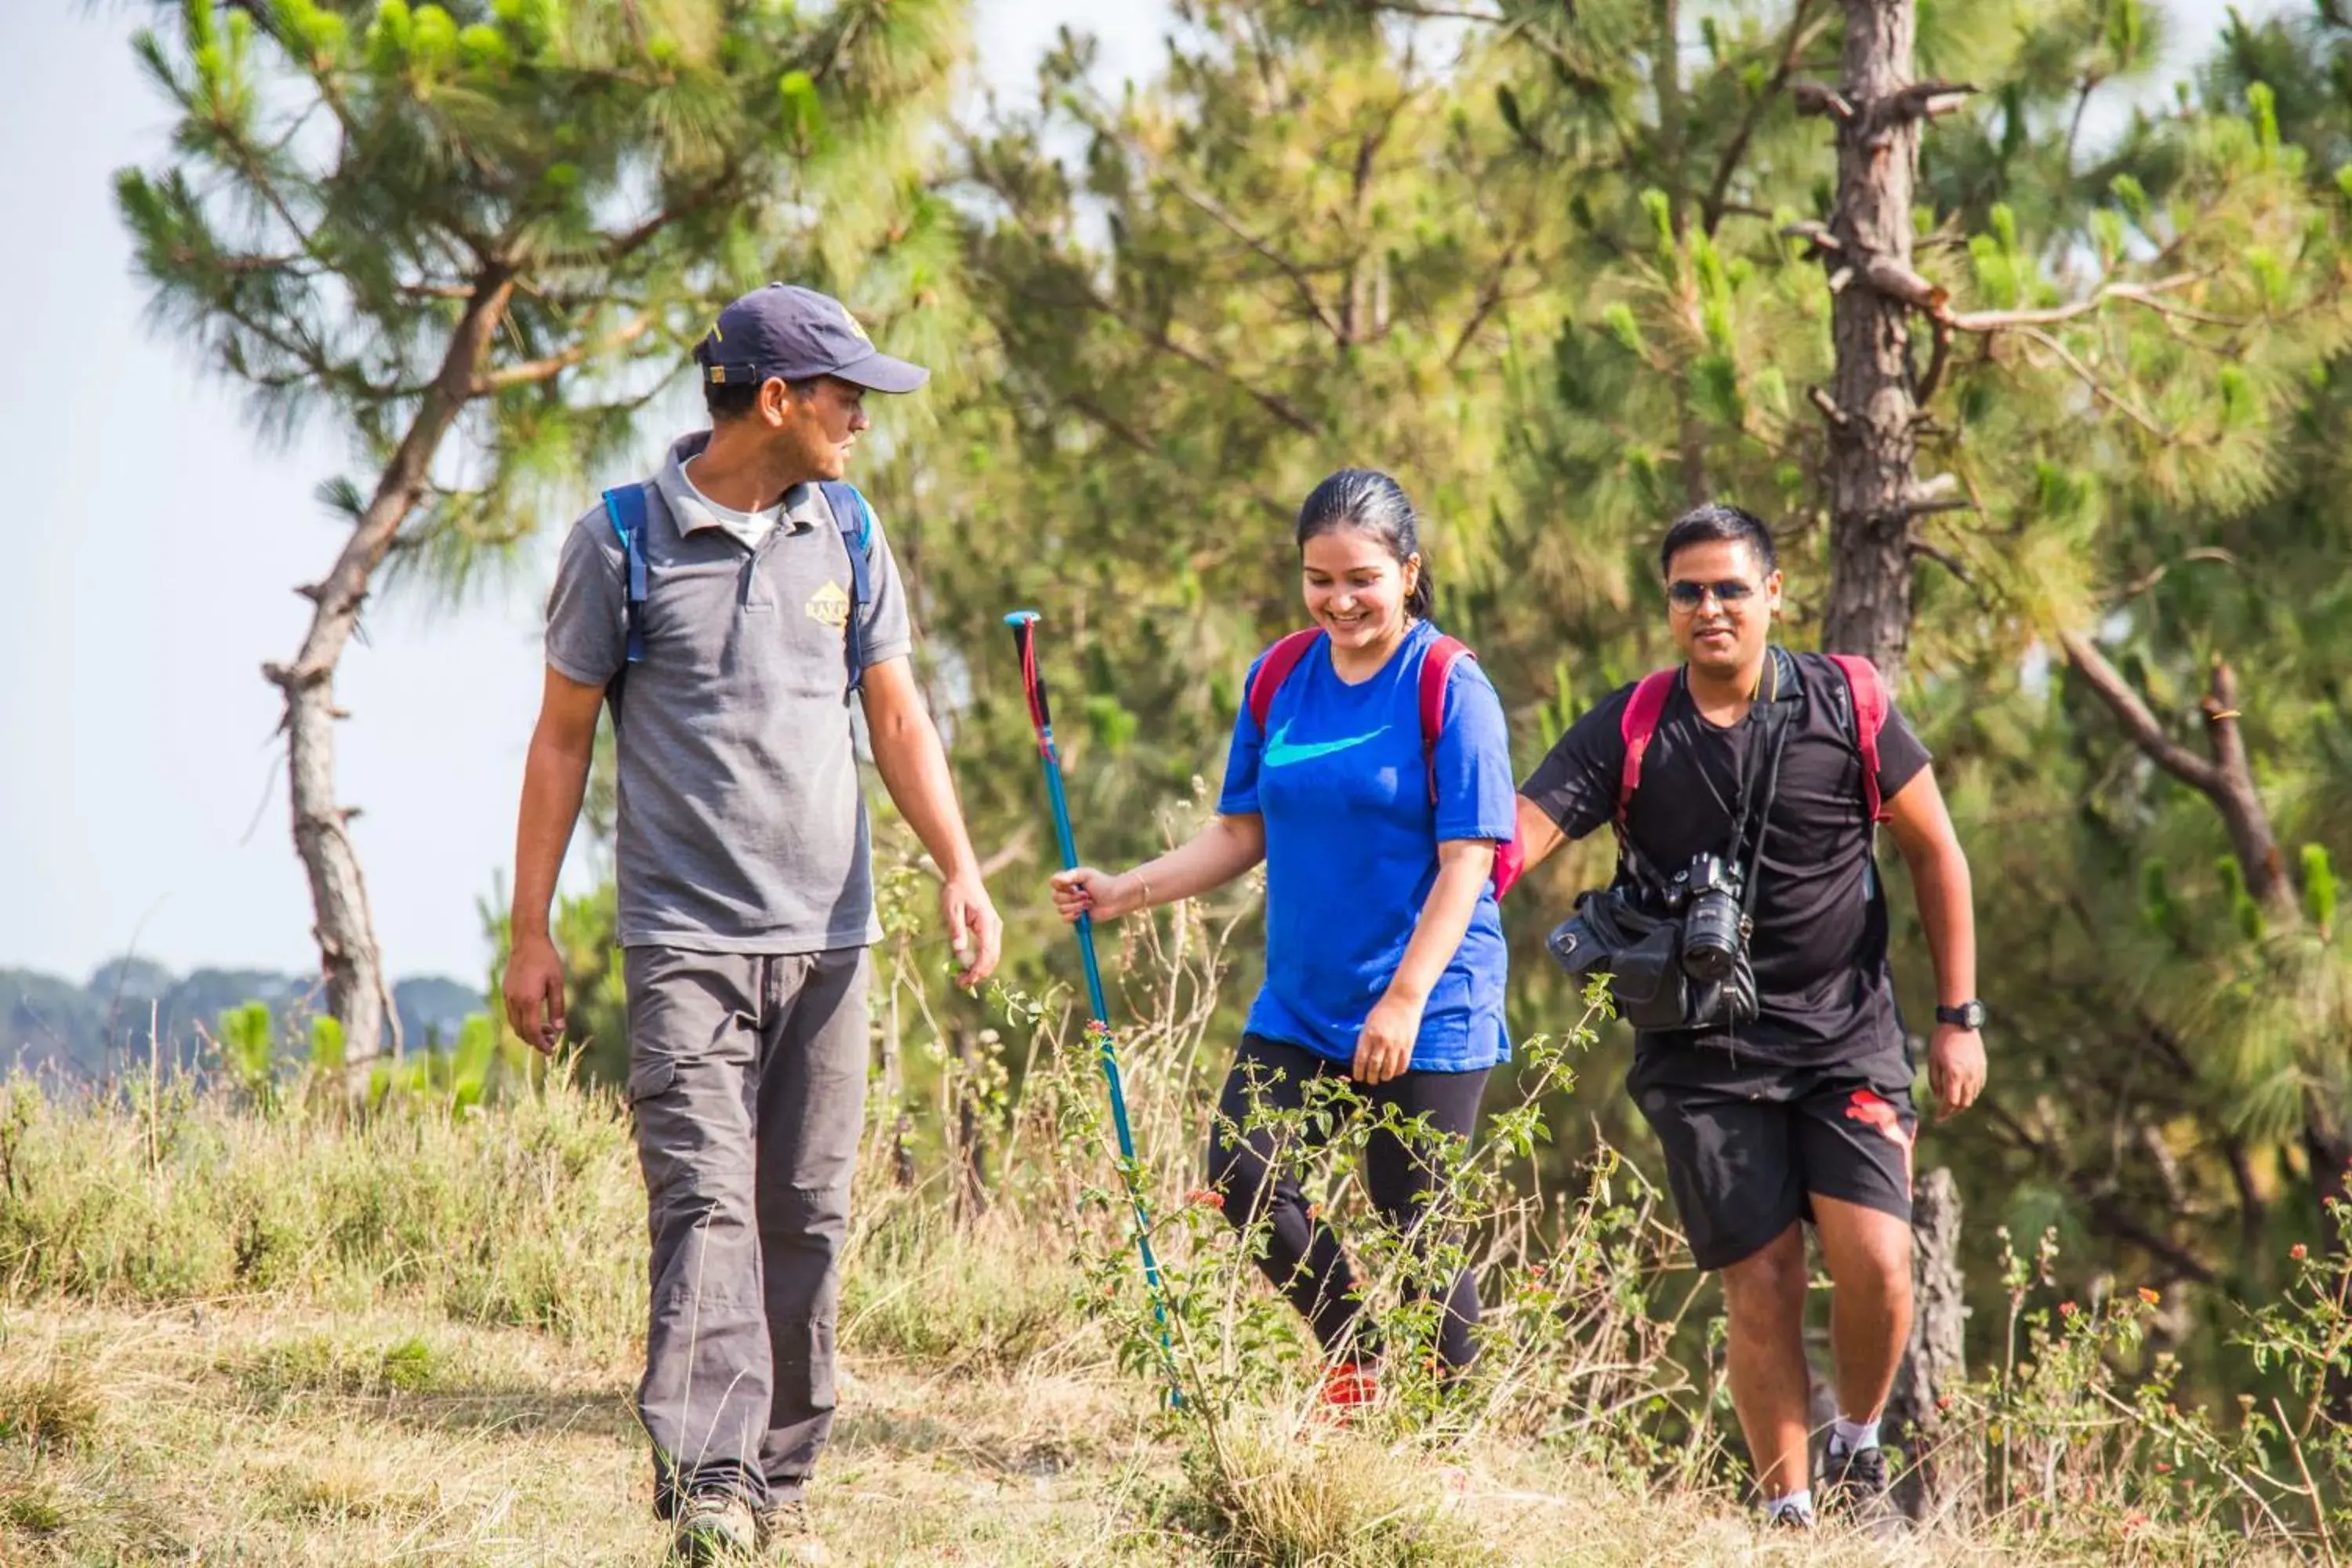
[1263,720,1389,768]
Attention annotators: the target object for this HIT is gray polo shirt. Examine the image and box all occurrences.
[545,432,913,953]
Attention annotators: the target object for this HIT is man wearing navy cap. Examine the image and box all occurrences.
[506,283,1001,1564]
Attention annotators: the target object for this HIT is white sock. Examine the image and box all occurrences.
[1762,1487,1814,1519]
[1831,1415,1881,1452]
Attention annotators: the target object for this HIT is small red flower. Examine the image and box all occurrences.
[2060,1301,2079,1319]
[1529,1265,1546,1279]
[2138,1286,2161,1307]
[1936,1394,1956,1413]
[2293,1243,2310,1261]
[1185,1188,1225,1210]
[2155,1461,2172,1474]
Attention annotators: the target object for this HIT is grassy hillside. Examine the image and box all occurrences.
[0,1044,2325,1565]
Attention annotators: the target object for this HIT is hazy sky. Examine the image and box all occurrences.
[0,0,2291,988]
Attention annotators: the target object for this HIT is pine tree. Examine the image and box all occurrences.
[117,0,967,1083]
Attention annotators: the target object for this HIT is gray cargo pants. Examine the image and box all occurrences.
[622,946,869,1518]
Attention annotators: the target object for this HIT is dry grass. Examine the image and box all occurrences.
[0,1299,2275,1566]
[0,1302,1183,1566]
[0,1075,2301,1565]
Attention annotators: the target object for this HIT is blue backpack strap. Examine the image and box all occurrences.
[601,483,651,666]
[817,480,877,693]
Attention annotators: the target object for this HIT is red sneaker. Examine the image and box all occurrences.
[1318,1361,1380,1412]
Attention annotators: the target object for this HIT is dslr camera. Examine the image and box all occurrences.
[1662,852,1748,984]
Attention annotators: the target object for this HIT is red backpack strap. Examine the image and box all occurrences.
[1826,652,1891,822]
[1616,670,1680,824]
[1417,635,1472,803]
[1245,630,1325,734]
[1417,633,1526,899]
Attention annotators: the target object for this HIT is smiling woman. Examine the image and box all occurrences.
[1295,468,1435,678]
[1047,466,1518,1399]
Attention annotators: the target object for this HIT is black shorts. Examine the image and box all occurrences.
[1625,1037,1918,1272]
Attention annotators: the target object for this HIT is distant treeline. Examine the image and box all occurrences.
[1,957,481,1080]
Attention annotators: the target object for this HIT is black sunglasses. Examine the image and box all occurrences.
[1666,579,1759,610]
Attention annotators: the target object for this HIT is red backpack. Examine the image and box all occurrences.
[1614,652,1890,826]
[1244,630,1526,898]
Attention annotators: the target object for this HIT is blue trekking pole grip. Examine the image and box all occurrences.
[1005,610,1178,1400]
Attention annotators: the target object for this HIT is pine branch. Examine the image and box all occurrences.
[1907,539,1972,582]
[1064,394,1296,524]
[2057,630,2223,796]
[1978,1097,2219,1285]
[2113,546,2240,601]
[1702,0,1831,236]
[1352,1,1508,19]
[1446,238,1529,369]
[1040,281,1324,437]
[1914,318,1955,404]
[1152,169,1344,345]
[1862,255,1947,313]
[2061,634,2293,916]
[212,297,409,405]
[603,167,741,265]
[1790,81,1854,120]
[2012,326,2169,437]
[1886,80,1979,122]
[1949,273,2211,332]
[1900,472,1970,518]
[473,312,655,394]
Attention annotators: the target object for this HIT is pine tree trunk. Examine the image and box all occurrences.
[1887,1167,1975,1522]
[1817,0,1926,687]
[1806,0,1976,1513]
[265,268,517,1094]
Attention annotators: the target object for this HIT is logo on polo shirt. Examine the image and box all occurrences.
[805,579,851,629]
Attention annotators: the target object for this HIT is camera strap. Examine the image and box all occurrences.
[1722,646,1800,916]
[1610,647,1800,903]
[1738,692,1798,918]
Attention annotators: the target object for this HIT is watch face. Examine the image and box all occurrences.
[1943,1001,1986,1029]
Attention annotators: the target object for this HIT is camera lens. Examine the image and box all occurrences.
[1682,896,1739,982]
[1679,855,1743,983]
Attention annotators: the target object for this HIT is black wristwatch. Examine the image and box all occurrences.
[1935,1000,1988,1030]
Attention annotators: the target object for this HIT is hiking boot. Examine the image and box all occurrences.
[1824,1439,1900,1529]
[672,1493,757,1565]
[755,1500,831,1565]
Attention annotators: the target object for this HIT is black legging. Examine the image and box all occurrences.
[1207,1033,1489,1371]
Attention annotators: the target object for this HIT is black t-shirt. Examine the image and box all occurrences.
[1519,652,1931,1064]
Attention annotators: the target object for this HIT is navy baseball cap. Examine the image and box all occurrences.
[692,283,929,394]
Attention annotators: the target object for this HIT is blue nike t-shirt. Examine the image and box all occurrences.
[1218,620,1517,1073]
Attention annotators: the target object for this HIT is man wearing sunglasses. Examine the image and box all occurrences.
[1513,503,1984,1530]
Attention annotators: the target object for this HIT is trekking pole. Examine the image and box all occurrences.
[1004,610,1180,1403]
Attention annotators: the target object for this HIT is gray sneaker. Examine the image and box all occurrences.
[673,1494,758,1565]
[755,1501,830,1565]
[1824,1439,1907,1536]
